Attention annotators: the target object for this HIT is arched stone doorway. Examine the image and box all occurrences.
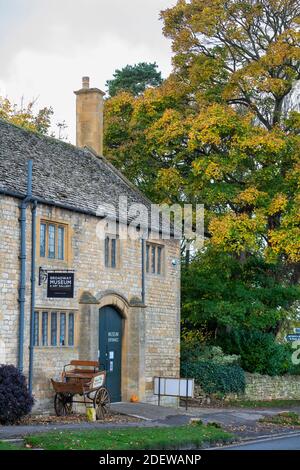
[79,291,145,402]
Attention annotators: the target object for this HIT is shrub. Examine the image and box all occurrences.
[181,330,240,365]
[219,329,291,376]
[182,361,245,396]
[181,328,210,363]
[0,364,34,424]
[289,362,300,375]
[197,346,240,366]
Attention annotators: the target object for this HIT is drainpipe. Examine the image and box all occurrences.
[28,199,37,393]
[18,160,33,372]
[141,238,145,304]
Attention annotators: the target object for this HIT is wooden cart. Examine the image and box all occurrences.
[51,360,110,420]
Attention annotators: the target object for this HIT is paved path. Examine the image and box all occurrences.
[111,402,287,427]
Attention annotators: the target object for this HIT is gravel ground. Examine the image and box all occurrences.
[18,411,142,426]
[223,422,300,439]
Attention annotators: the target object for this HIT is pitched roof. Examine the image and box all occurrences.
[0,119,153,225]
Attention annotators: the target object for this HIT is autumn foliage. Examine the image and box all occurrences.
[0,96,53,135]
[105,0,300,269]
[104,1,300,337]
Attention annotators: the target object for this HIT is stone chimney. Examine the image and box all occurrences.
[74,77,105,155]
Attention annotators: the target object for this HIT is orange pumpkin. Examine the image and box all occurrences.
[130,394,139,403]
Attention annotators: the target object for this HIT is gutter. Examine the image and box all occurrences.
[0,188,97,218]
[0,189,174,238]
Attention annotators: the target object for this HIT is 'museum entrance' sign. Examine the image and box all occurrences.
[47,272,74,298]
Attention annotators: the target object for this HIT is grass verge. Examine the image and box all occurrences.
[226,399,300,409]
[0,441,24,451]
[24,423,233,450]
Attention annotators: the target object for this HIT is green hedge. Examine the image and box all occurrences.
[182,361,245,396]
[219,329,292,376]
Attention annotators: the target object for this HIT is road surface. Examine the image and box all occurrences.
[224,432,300,450]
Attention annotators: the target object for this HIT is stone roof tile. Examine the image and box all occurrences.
[0,119,153,225]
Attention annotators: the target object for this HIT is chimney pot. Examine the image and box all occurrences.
[82,76,90,89]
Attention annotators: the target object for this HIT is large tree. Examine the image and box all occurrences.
[160,0,300,269]
[104,0,300,334]
[106,62,163,97]
[182,248,299,335]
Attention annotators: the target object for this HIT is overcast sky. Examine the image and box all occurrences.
[0,0,175,142]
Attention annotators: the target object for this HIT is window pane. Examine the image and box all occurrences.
[33,312,39,346]
[146,244,150,273]
[48,224,56,259]
[151,246,156,273]
[68,313,74,346]
[111,238,116,268]
[42,312,48,346]
[105,237,109,267]
[57,227,65,260]
[60,313,66,346]
[157,246,162,275]
[40,223,46,257]
[51,312,57,346]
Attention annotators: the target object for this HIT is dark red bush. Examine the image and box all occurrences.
[0,364,34,424]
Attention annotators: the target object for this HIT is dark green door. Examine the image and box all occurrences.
[99,306,122,402]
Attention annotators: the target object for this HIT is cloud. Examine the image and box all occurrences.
[0,0,174,141]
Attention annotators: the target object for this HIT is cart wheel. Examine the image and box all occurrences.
[93,387,110,420]
[54,393,73,416]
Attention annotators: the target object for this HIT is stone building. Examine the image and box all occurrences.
[0,78,181,410]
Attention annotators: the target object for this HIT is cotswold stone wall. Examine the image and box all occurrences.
[194,373,300,402]
[243,373,300,401]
